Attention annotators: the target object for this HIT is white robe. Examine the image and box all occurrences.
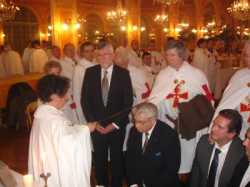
[116,46,142,68]
[2,50,24,76]
[209,68,250,140]
[72,58,96,124]
[192,47,210,78]
[29,49,48,73]
[28,104,92,187]
[150,50,167,74]
[149,62,211,173]
[22,47,34,73]
[60,57,75,80]
[207,50,219,93]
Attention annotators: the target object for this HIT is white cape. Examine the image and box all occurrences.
[149,62,211,173]
[209,68,250,139]
[28,104,92,187]
[2,50,24,76]
[29,49,48,73]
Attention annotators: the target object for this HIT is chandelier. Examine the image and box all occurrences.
[154,14,168,24]
[227,0,250,21]
[106,0,127,25]
[153,0,180,6]
[0,0,19,22]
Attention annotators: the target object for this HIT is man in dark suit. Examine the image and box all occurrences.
[190,109,245,187]
[81,39,133,187]
[126,102,181,187]
[228,127,250,187]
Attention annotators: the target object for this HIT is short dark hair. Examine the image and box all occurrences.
[96,38,111,50]
[219,109,242,135]
[31,40,40,48]
[164,39,186,60]
[79,41,93,53]
[37,75,70,103]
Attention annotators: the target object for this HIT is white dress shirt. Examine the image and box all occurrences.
[142,122,156,148]
[101,64,113,87]
[208,141,232,187]
[240,164,250,187]
[101,65,120,129]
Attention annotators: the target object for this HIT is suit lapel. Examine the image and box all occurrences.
[203,141,214,177]
[219,138,242,187]
[106,64,116,108]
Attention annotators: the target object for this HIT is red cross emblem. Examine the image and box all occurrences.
[166,82,188,108]
[202,84,214,102]
[142,82,151,99]
[240,103,250,123]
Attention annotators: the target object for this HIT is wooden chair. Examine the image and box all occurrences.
[25,101,38,130]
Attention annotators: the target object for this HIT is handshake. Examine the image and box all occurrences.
[87,122,116,134]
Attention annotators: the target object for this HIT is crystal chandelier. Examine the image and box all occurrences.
[153,0,180,6]
[106,0,127,25]
[154,14,168,24]
[227,0,250,21]
[0,0,19,22]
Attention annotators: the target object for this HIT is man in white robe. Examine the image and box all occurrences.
[192,38,210,78]
[49,45,61,63]
[22,43,34,73]
[207,38,220,93]
[28,40,48,73]
[28,75,96,187]
[147,39,167,74]
[149,40,212,174]
[2,44,24,76]
[60,43,76,80]
[116,39,142,68]
[73,42,96,124]
[60,43,78,123]
[209,41,250,140]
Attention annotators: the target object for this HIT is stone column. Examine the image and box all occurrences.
[50,0,78,48]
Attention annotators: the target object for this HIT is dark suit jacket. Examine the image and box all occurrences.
[190,134,245,187]
[126,120,181,187]
[81,64,133,128]
[228,155,250,187]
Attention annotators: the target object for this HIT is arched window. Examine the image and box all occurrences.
[3,6,39,54]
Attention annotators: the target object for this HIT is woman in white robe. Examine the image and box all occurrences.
[28,75,96,187]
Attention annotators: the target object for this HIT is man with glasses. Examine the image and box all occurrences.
[81,39,133,187]
[126,102,181,187]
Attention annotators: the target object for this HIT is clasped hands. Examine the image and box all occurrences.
[87,122,116,134]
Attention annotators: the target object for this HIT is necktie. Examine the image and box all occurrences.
[142,132,149,153]
[207,148,221,187]
[102,70,109,106]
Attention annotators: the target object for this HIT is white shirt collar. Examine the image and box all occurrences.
[214,140,232,154]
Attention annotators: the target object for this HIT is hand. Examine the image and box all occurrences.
[103,123,116,134]
[96,123,106,134]
[87,122,97,132]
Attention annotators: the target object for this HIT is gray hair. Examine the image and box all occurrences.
[164,39,187,60]
[133,102,158,119]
